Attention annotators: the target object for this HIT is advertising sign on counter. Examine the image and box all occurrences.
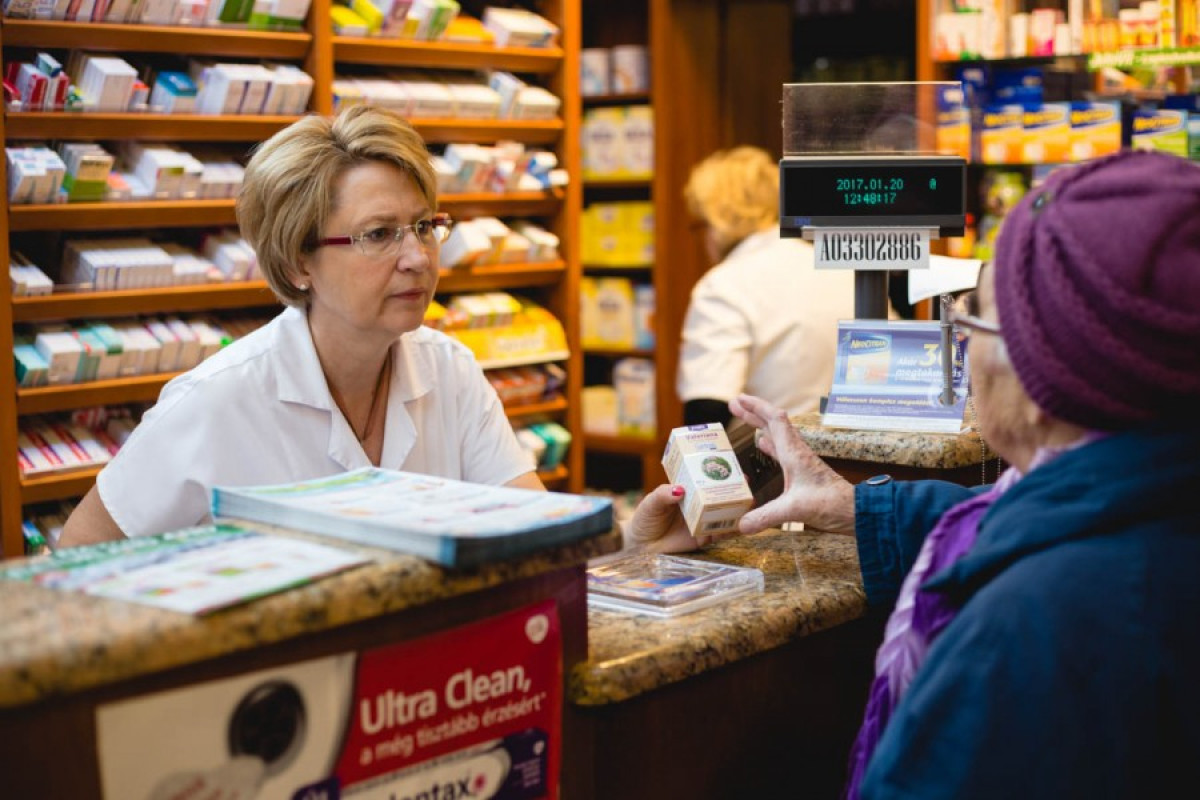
[96,601,563,800]
[823,320,968,434]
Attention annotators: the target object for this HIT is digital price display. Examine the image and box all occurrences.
[780,157,966,236]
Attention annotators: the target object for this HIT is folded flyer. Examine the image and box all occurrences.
[0,524,369,615]
[211,467,614,569]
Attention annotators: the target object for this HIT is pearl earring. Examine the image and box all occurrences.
[297,283,309,291]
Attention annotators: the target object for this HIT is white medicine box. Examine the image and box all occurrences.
[662,423,753,537]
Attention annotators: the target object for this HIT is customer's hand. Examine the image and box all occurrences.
[730,394,856,536]
[623,484,724,552]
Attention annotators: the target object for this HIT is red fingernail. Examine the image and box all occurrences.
[671,486,685,497]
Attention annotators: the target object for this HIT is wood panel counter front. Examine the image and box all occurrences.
[567,530,884,799]
[0,522,620,798]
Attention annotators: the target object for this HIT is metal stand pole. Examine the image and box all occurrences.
[854,271,889,319]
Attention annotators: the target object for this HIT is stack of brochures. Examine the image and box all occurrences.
[211,467,614,569]
[0,524,368,615]
[586,553,764,618]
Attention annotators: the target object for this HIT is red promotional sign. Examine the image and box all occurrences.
[329,600,562,798]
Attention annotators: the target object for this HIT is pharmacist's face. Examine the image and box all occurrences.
[968,262,1041,470]
[298,161,439,343]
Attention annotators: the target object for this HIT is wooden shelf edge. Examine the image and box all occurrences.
[583,347,657,359]
[503,396,568,420]
[2,19,311,58]
[12,282,278,322]
[4,113,303,141]
[582,92,651,106]
[334,36,563,72]
[20,466,101,505]
[536,465,569,485]
[583,433,658,456]
[438,260,565,292]
[9,199,238,231]
[17,372,183,416]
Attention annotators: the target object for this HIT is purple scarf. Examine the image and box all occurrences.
[843,435,1102,799]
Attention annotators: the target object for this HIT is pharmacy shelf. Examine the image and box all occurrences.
[582,178,652,190]
[583,433,657,456]
[2,19,312,59]
[476,350,570,370]
[414,118,563,145]
[503,395,568,420]
[536,464,569,486]
[12,282,278,322]
[583,347,655,359]
[438,260,565,293]
[9,199,239,231]
[5,113,302,142]
[18,462,570,505]
[438,189,564,218]
[17,372,185,416]
[9,192,565,232]
[333,36,563,73]
[581,92,651,106]
[20,465,101,505]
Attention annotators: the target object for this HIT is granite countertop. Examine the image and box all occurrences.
[571,529,866,706]
[0,523,620,710]
[791,411,986,469]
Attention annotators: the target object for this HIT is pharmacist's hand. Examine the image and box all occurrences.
[730,394,856,536]
[624,485,717,552]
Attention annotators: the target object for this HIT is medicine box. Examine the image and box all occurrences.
[979,104,1024,164]
[613,356,655,439]
[1068,101,1121,162]
[661,423,754,537]
[1131,109,1189,157]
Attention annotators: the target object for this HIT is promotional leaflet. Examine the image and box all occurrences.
[823,320,968,434]
[96,600,563,799]
[0,524,368,615]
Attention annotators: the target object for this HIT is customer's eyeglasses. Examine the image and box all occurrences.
[948,290,1002,336]
[315,213,454,258]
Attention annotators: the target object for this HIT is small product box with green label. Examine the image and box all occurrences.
[662,423,754,538]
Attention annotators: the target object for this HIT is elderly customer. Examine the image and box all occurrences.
[632,149,1200,797]
[677,146,854,427]
[61,106,542,546]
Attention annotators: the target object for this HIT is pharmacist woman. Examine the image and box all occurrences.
[676,146,854,427]
[61,106,543,545]
[632,150,1200,798]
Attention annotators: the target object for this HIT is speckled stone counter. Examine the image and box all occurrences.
[572,528,866,706]
[791,410,985,468]
[0,522,621,710]
[787,410,998,486]
[566,529,880,799]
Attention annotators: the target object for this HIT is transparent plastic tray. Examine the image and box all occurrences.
[586,552,764,618]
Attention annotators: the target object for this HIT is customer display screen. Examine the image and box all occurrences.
[781,158,965,220]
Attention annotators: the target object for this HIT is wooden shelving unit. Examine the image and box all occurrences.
[12,283,278,322]
[2,19,312,58]
[17,372,185,415]
[0,3,583,555]
[333,35,564,72]
[438,261,565,293]
[577,0,741,494]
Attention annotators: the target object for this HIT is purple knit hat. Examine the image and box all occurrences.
[993,150,1200,430]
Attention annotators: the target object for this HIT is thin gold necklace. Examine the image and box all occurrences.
[354,355,391,443]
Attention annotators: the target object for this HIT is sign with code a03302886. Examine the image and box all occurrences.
[813,228,931,271]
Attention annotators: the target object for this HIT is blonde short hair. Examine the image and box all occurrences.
[237,105,437,307]
[684,146,779,255]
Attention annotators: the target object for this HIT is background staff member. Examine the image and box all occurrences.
[677,146,855,428]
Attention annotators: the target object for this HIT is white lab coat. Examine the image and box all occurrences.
[677,228,855,414]
[98,306,532,536]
